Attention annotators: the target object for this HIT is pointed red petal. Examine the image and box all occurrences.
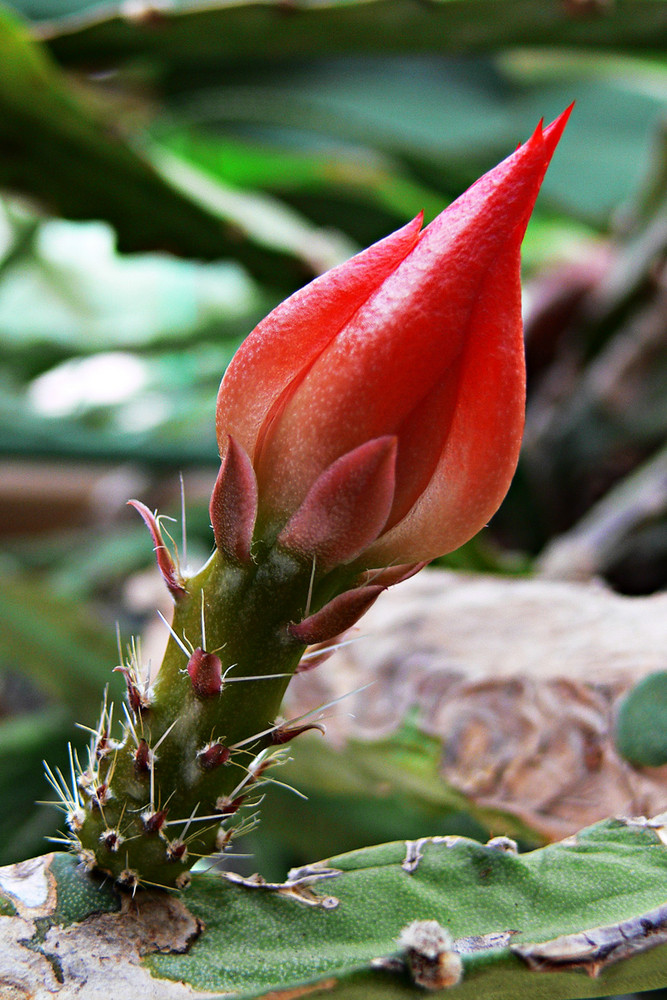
[278,437,397,569]
[364,246,525,565]
[362,115,575,564]
[210,435,258,563]
[127,499,186,599]
[289,584,384,645]
[252,123,559,523]
[542,103,574,158]
[216,214,423,463]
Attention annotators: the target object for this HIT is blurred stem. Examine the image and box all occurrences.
[41,0,667,66]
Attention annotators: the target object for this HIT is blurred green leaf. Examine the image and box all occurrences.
[33,0,667,68]
[0,389,219,465]
[0,205,261,463]
[0,5,338,282]
[274,716,544,849]
[158,123,591,272]
[3,2,665,256]
[0,212,264,359]
[0,708,71,863]
[0,575,121,714]
[156,128,448,248]
[159,56,667,226]
[615,671,667,767]
[0,575,125,860]
[245,781,491,883]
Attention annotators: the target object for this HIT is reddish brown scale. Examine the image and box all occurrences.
[187,648,223,698]
[295,654,326,674]
[114,666,149,714]
[216,794,245,816]
[289,584,385,645]
[166,840,188,863]
[128,687,144,714]
[100,829,122,853]
[210,436,258,563]
[271,722,325,745]
[90,783,109,810]
[251,757,274,780]
[143,809,168,834]
[134,739,151,773]
[95,732,110,760]
[216,827,234,851]
[355,561,426,590]
[117,868,139,892]
[278,437,397,571]
[197,742,231,770]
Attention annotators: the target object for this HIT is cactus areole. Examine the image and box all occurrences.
[61,109,571,889]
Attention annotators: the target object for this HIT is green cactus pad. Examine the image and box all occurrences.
[3,816,666,998]
[615,670,667,767]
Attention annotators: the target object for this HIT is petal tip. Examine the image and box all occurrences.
[542,103,574,158]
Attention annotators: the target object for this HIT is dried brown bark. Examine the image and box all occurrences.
[285,570,667,841]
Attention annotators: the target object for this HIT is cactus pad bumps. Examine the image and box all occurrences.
[49,108,571,889]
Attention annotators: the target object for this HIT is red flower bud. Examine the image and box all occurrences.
[216,108,571,567]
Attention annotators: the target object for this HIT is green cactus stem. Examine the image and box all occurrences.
[52,516,356,890]
[47,417,421,889]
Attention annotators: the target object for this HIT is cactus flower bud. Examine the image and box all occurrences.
[215,108,571,569]
[73,111,573,892]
